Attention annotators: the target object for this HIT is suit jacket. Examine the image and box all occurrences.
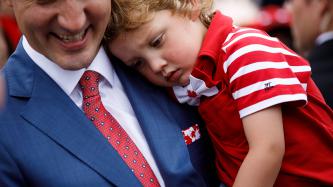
[307,39,333,108]
[0,40,219,187]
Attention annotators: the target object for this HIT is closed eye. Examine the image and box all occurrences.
[149,33,164,48]
[36,0,57,5]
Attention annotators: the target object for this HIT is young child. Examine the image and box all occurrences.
[106,0,333,186]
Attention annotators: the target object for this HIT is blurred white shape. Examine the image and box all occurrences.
[213,0,260,26]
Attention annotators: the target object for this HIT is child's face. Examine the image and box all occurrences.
[108,10,207,87]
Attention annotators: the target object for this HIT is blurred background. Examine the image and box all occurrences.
[0,0,21,68]
[0,0,289,68]
[213,0,292,48]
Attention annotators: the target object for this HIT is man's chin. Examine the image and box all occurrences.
[53,59,92,70]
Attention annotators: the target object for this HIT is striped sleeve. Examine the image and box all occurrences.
[221,27,311,118]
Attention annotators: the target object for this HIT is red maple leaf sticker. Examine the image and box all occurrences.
[187,90,197,98]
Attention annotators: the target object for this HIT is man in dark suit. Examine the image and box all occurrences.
[286,0,333,108]
[0,0,220,186]
[0,75,3,106]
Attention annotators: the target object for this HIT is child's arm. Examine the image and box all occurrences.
[233,105,285,187]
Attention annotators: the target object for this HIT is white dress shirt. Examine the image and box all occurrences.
[315,31,333,46]
[22,36,165,186]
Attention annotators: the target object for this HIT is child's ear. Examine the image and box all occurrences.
[189,0,201,21]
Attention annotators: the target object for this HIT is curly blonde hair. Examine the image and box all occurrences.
[105,0,214,40]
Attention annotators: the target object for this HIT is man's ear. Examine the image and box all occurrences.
[318,0,332,31]
[189,0,201,21]
[317,0,329,14]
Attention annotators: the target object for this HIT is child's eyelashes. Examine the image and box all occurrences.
[36,0,57,5]
[126,32,165,70]
[149,33,164,48]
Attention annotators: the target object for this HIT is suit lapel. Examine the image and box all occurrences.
[7,42,141,187]
[112,59,197,184]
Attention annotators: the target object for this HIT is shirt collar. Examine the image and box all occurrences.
[197,11,233,62]
[315,31,333,46]
[22,36,115,96]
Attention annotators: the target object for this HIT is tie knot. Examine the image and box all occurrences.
[79,70,101,98]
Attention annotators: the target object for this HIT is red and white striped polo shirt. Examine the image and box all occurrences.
[173,11,333,187]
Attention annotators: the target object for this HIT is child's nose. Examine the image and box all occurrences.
[150,59,167,73]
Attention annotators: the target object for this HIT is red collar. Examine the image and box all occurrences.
[198,11,233,63]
